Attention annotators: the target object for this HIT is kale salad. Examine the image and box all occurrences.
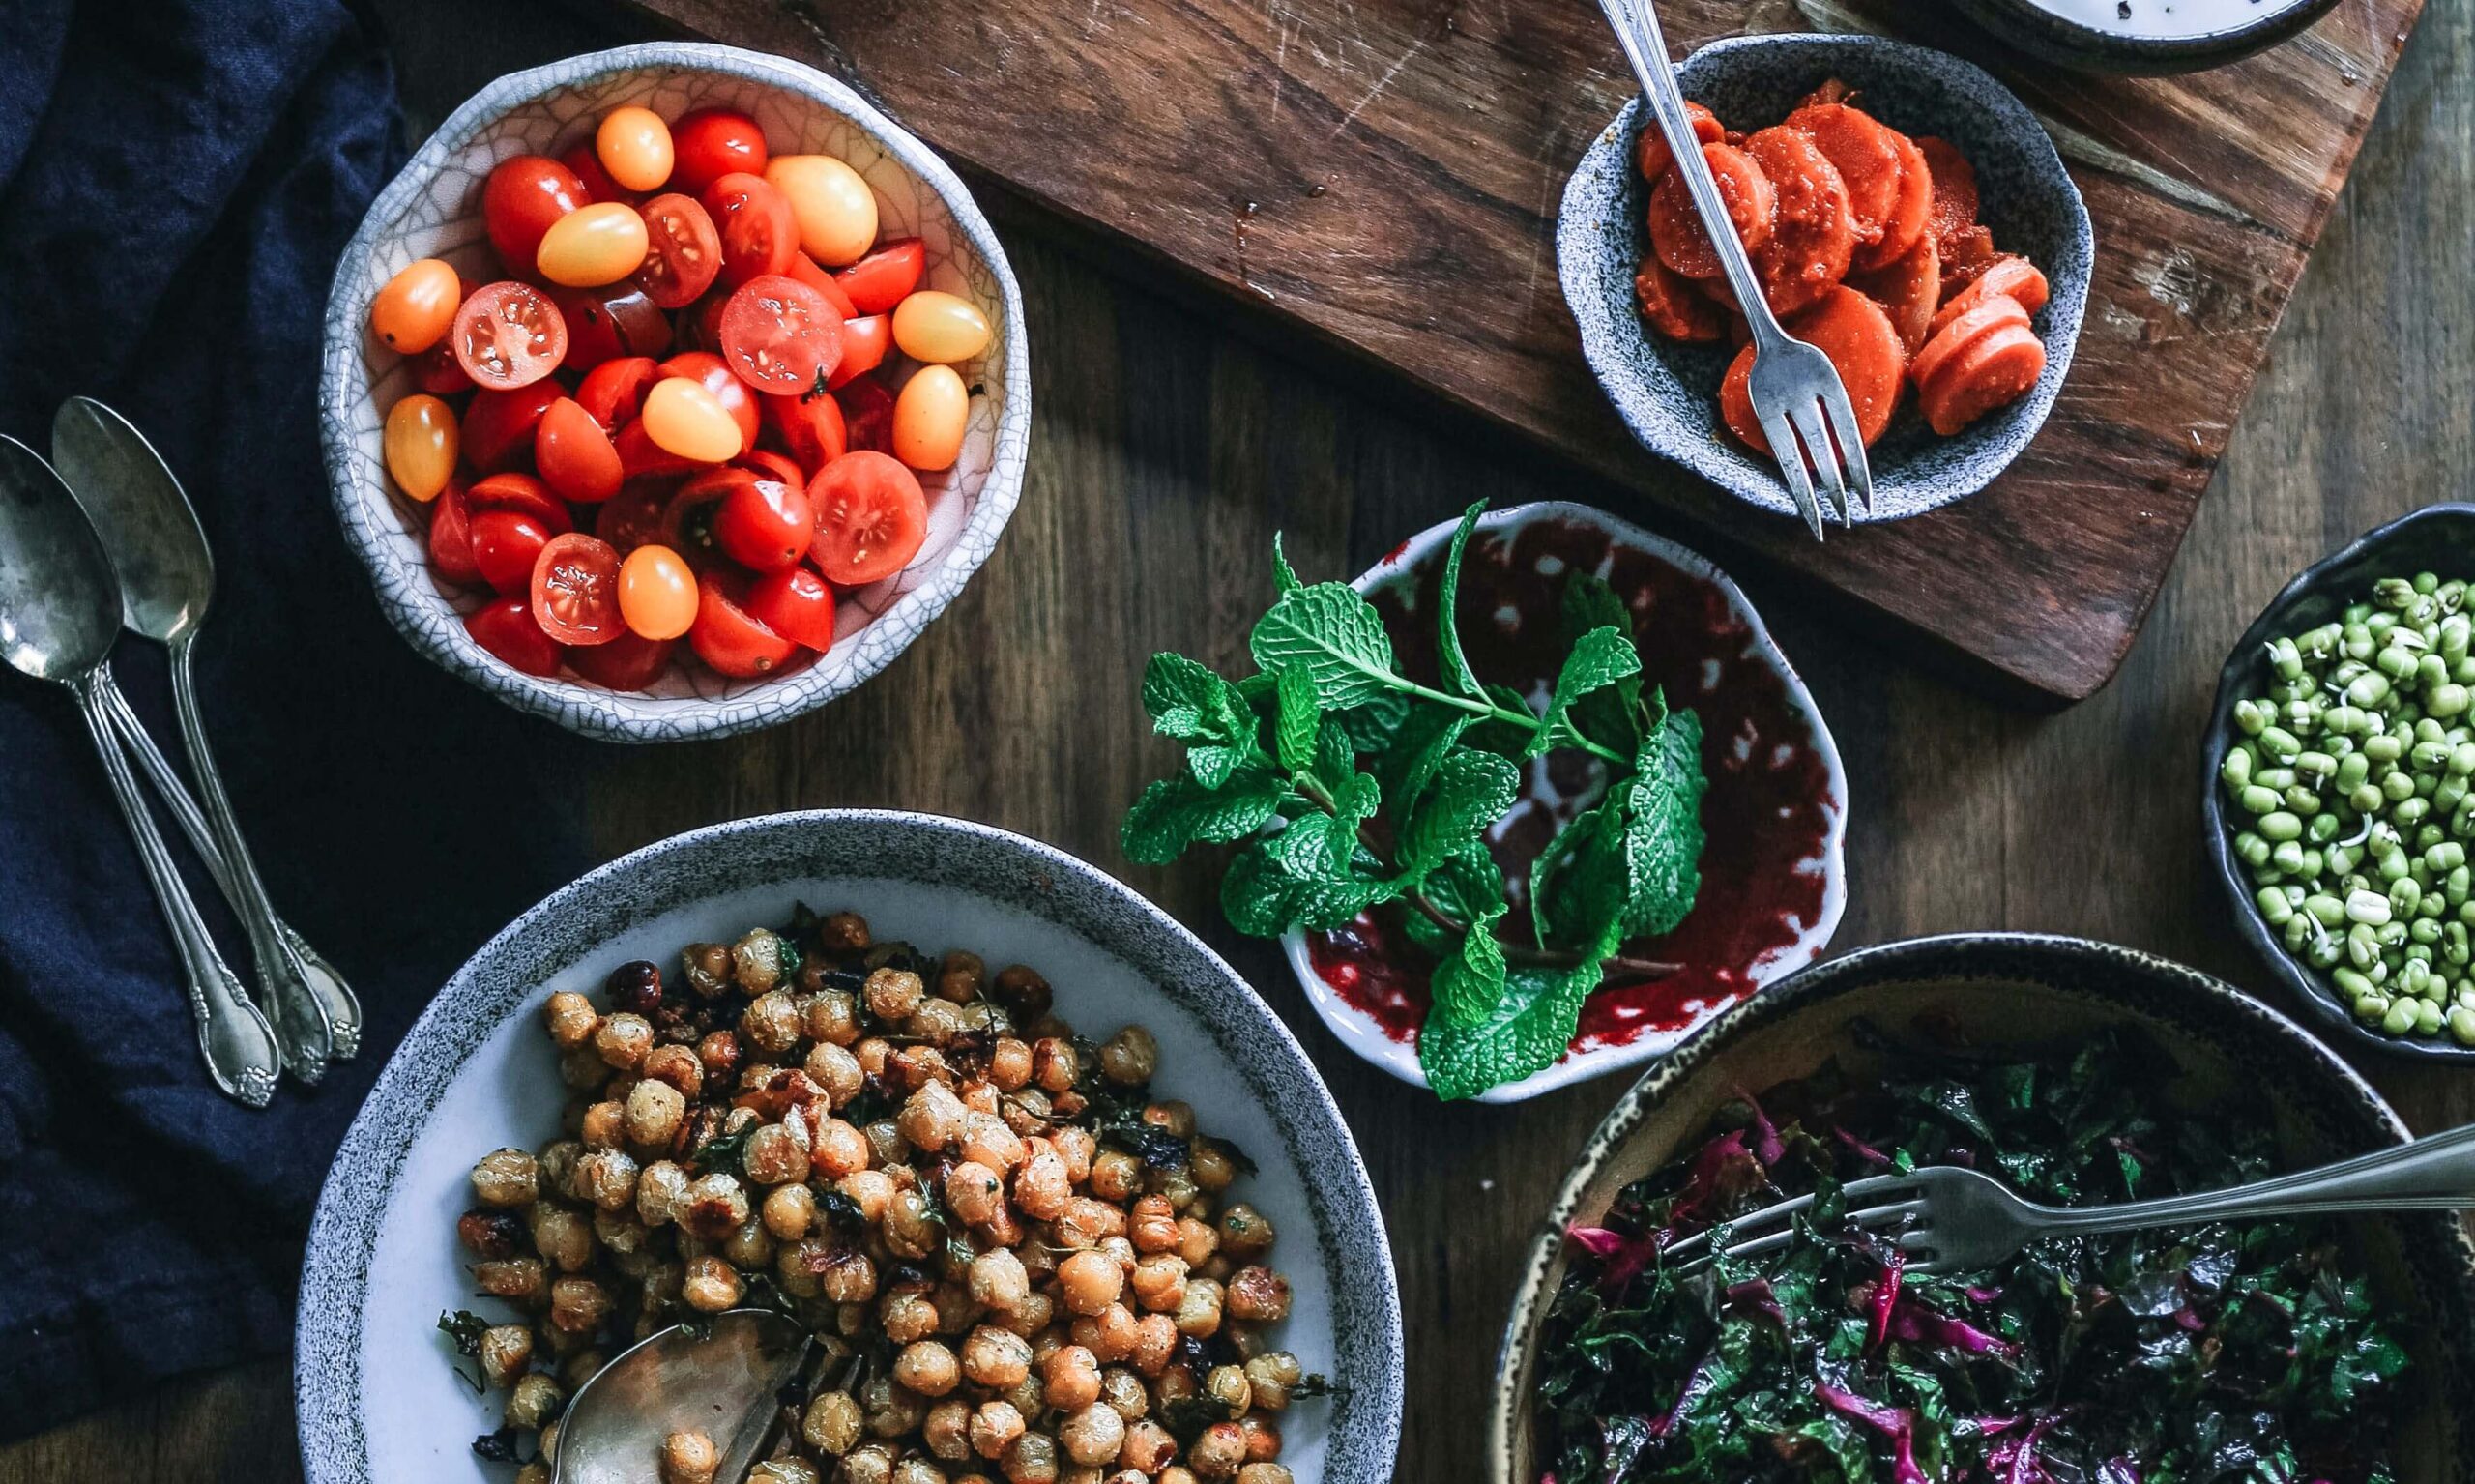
[1532,1027,2411,1484]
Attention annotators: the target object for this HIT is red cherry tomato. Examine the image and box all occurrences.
[763,391,847,473]
[718,275,844,395]
[807,451,927,587]
[701,172,797,289]
[833,238,924,315]
[743,566,842,652]
[411,341,475,395]
[615,419,703,481]
[568,629,676,690]
[634,193,723,309]
[451,281,568,391]
[530,532,625,646]
[575,356,661,432]
[466,472,574,534]
[470,509,556,596]
[466,595,565,677]
[688,569,798,678]
[658,350,761,450]
[461,382,566,473]
[836,377,894,453]
[713,473,815,571]
[429,480,482,586]
[560,141,633,207]
[829,314,890,390]
[657,466,748,558]
[547,281,669,372]
[593,480,674,551]
[670,108,769,196]
[481,156,586,273]
[536,397,624,504]
[786,252,859,319]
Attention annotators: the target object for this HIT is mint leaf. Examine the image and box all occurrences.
[1333,689,1411,754]
[1142,654,1246,743]
[1249,583,1399,711]
[1465,683,1538,758]
[1274,664,1320,775]
[1532,805,1634,954]
[1562,573,1645,747]
[1402,844,1507,957]
[1418,961,1604,1100]
[1435,501,1488,700]
[1429,917,1507,1027]
[1528,806,1597,949]
[1121,765,1284,864]
[1220,832,1389,935]
[1375,703,1470,829]
[1398,748,1519,880]
[1619,704,1706,937]
[1270,533,1303,595]
[1528,626,1641,759]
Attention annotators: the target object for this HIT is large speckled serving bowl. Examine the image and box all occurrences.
[296,811,1402,1484]
[1558,35,2093,525]
[1489,934,2475,1484]
[320,44,1031,742]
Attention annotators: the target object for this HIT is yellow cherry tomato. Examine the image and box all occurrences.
[369,258,461,354]
[640,376,743,463]
[890,290,993,365]
[617,543,699,640]
[536,202,650,287]
[763,155,878,267]
[596,105,676,193]
[383,393,458,502]
[890,364,969,473]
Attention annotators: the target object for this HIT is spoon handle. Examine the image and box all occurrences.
[70,670,281,1108]
[164,637,336,1079]
[96,672,363,1058]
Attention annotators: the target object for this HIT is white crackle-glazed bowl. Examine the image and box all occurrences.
[320,44,1031,742]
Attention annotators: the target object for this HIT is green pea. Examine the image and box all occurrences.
[2271,840,2307,875]
[2378,646,2420,681]
[2239,784,2281,815]
[2236,831,2272,868]
[2339,752,2373,789]
[2384,1000,2421,1036]
[2348,673,2393,708]
[2309,812,2343,844]
[2366,734,2405,764]
[2377,576,2419,609]
[2260,811,2305,843]
[2234,698,2269,736]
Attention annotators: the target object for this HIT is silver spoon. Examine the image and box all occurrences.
[552,1311,814,1484]
[0,435,281,1107]
[50,397,348,1072]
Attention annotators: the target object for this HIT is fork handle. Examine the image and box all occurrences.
[2039,1120,2475,1237]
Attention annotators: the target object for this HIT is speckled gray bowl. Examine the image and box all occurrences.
[1558,35,2094,525]
[295,810,1403,1483]
[320,44,1031,742]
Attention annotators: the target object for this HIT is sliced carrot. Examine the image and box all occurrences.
[1936,225,1999,301]
[1718,340,1765,452]
[1648,142,1776,280]
[1929,255,2048,337]
[1919,323,2046,436]
[1910,293,2030,393]
[1635,257,1726,342]
[1743,126,1855,316]
[1636,102,1725,184]
[1917,136,1981,266]
[1848,231,1940,355]
[1855,131,1933,273]
[1799,78,1855,110]
[1788,285,1907,446]
[1785,103,1904,250]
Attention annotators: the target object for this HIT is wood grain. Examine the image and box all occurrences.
[10,0,2475,1479]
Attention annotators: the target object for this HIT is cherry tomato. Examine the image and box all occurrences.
[481,156,586,272]
[659,466,748,557]
[836,376,894,453]
[536,397,624,503]
[764,155,877,267]
[890,290,992,364]
[593,480,673,551]
[451,281,568,391]
[547,281,670,372]
[618,543,700,639]
[537,201,649,287]
[786,252,859,319]
[718,275,843,395]
[411,341,475,395]
[384,393,458,501]
[890,364,969,473]
[461,382,566,473]
[670,108,768,196]
[568,629,675,690]
[634,193,722,309]
[833,238,923,316]
[688,568,798,678]
[576,356,660,432]
[530,532,625,645]
[764,391,846,472]
[807,451,926,587]
[430,480,482,587]
[615,419,703,481]
[467,472,574,535]
[640,376,742,463]
[742,566,842,652]
[560,141,630,206]
[597,106,675,194]
[467,595,565,676]
[471,509,556,596]
[829,314,889,390]
[740,449,807,487]
[658,350,761,450]
[702,172,798,289]
[713,473,815,570]
[371,258,462,353]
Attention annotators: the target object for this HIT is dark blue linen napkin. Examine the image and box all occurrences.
[0,0,600,1440]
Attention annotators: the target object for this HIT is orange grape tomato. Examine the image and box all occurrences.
[596,105,675,194]
[829,315,889,390]
[807,450,926,587]
[370,258,461,354]
[537,201,650,288]
[452,281,568,391]
[671,108,768,196]
[640,376,743,463]
[717,274,843,394]
[530,532,626,646]
[658,349,760,449]
[383,393,458,501]
[568,629,675,691]
[687,568,798,678]
[535,397,624,504]
[634,193,722,309]
[832,238,923,315]
[742,566,842,652]
[466,595,564,677]
[617,542,700,639]
[890,364,968,473]
[889,290,990,364]
[763,155,878,267]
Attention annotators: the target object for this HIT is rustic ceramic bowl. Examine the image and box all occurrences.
[1949,0,2342,74]
[2203,503,2475,1062]
[1488,933,2475,1484]
[295,811,1403,1483]
[1278,502,1848,1103]
[320,44,1031,742]
[1558,35,2093,524]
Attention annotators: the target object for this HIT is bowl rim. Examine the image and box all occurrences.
[1557,32,2094,525]
[293,807,1406,1483]
[318,42,1033,743]
[1276,499,1849,1103]
[2201,501,2475,1062]
[1952,0,2344,71]
[1484,929,2474,1484]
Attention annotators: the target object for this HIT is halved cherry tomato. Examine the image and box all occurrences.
[786,252,859,319]
[466,595,565,677]
[593,480,674,551]
[547,281,670,371]
[429,480,482,587]
[471,509,556,596]
[480,156,586,273]
[568,629,675,690]
[411,341,476,395]
[536,397,624,504]
[742,566,842,651]
[560,141,631,207]
[530,532,625,645]
[764,391,847,472]
[670,108,768,197]
[832,237,923,315]
[807,451,926,587]
[461,382,567,473]
[658,466,752,557]
[576,356,661,433]
[713,473,815,571]
[701,171,798,289]
[466,472,574,534]
[615,419,703,481]
[740,449,807,487]
[829,314,889,390]
[718,275,843,394]
[688,568,799,678]
[451,281,568,391]
[836,377,894,453]
[634,193,723,309]
[658,350,761,450]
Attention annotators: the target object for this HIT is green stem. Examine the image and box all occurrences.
[1393,677,1630,766]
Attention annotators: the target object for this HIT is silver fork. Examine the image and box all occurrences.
[1591,0,1873,538]
[1667,1121,2475,1276]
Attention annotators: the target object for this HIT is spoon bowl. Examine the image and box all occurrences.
[0,435,121,681]
[49,397,214,644]
[550,1311,811,1484]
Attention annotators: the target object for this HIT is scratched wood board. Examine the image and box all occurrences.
[621,0,2425,700]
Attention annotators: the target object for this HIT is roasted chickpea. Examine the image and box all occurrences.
[987,1037,1034,1092]
[1098,1027,1158,1087]
[659,1428,720,1484]
[883,1291,942,1345]
[806,1040,865,1103]
[683,943,732,999]
[528,1204,591,1272]
[864,967,926,1022]
[475,1255,547,1304]
[821,911,871,951]
[1056,1250,1124,1315]
[676,1254,741,1312]
[722,1215,775,1269]
[1004,1431,1061,1484]
[1174,1278,1223,1339]
[471,1149,539,1208]
[843,1443,898,1484]
[1241,1353,1302,1411]
[1176,1217,1220,1269]
[1058,1198,1128,1249]
[549,1274,613,1333]
[640,1042,704,1099]
[730,927,785,993]
[923,1398,975,1461]
[895,1338,961,1396]
[1096,1367,1148,1421]
[478,1324,533,1388]
[955,1324,1032,1388]
[936,950,985,1003]
[1237,1415,1279,1464]
[1060,1404,1126,1468]
[1235,1468,1291,1484]
[967,1246,1031,1313]
[817,1246,879,1304]
[543,991,597,1047]
[992,964,1051,1022]
[909,999,970,1045]
[1216,1206,1273,1263]
[938,1159,1002,1228]
[1128,1253,1188,1313]
[1049,1128,1096,1185]
[742,1122,813,1186]
[506,1372,565,1429]
[862,1372,928,1437]
[1224,1266,1290,1324]
[1204,1365,1251,1419]
[573,1149,641,1213]
[1083,1150,1140,1205]
[1072,1303,1139,1363]
[883,1186,942,1260]
[972,1399,1028,1459]
[1012,1148,1071,1220]
[1030,1037,1078,1094]
[803,1389,863,1455]
[803,988,863,1047]
[1120,1421,1177,1475]
[1128,1313,1179,1377]
[635,1160,690,1226]
[751,1463,822,1484]
[681,1171,751,1239]
[763,1180,817,1239]
[697,1030,742,1082]
[1187,1425,1245,1479]
[839,1169,896,1221]
[595,1012,654,1070]
[1043,1344,1103,1411]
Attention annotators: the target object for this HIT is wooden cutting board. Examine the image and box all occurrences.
[623,0,2422,700]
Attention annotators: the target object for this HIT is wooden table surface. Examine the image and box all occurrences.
[10,1,2475,1480]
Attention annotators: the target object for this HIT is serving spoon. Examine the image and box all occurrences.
[551,1311,814,1484]
[0,434,281,1107]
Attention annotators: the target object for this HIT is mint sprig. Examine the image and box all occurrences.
[1120,503,1709,1100]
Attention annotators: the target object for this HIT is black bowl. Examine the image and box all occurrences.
[1948,0,2343,75]
[2202,503,2475,1062]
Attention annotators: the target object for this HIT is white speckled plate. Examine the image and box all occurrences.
[320,44,1031,742]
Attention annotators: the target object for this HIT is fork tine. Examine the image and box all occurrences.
[1755,405,1824,540]
[1819,388,1874,518]
[1787,399,1849,528]
[1674,1198,1927,1275]
[1660,1192,1818,1264]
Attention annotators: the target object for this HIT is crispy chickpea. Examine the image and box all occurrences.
[479,1324,533,1387]
[1057,1198,1128,1249]
[742,1123,813,1186]
[1224,1266,1290,1324]
[806,1041,865,1104]
[1072,1303,1139,1363]
[596,1208,650,1261]
[865,967,927,1022]
[1128,1314,1179,1377]
[945,1160,1005,1228]
[1127,1195,1180,1254]
[680,1172,751,1239]
[640,1042,704,1099]
[1082,1150,1141,1205]
[817,1246,879,1304]
[578,1098,626,1150]
[992,965,1051,1022]
[572,1149,640,1214]
[1058,1250,1124,1315]
[536,1139,583,1200]
[1174,1278,1223,1338]
[843,1443,898,1484]
[1097,1367,1148,1421]
[722,1216,775,1269]
[909,1000,970,1045]
[659,1429,720,1484]
[960,1324,1034,1388]
[969,1247,1031,1312]
[683,943,732,999]
[923,1398,975,1461]
[1235,1468,1291,1484]
[936,950,984,1003]
[1013,1149,1070,1220]
[1128,1253,1188,1313]
[515,1465,551,1484]
[1003,1432,1061,1484]
[697,1030,742,1083]
[898,1081,967,1151]
[1059,1404,1126,1468]
[1187,1425,1245,1479]
[961,1113,1027,1172]
[883,1291,942,1345]
[762,1181,817,1239]
[1120,1421,1176,1475]
[1098,1027,1158,1087]
[543,991,597,1047]
[862,1372,927,1437]
[1159,1470,1198,1484]
[1044,1344,1103,1411]
[751,1463,822,1484]
[803,1390,863,1455]
[679,1254,742,1312]
[1217,1204,1273,1262]
[1185,1143,1235,1197]
[809,1117,872,1179]
[732,927,786,994]
[1176,1218,1220,1269]
[636,1160,690,1226]
[987,1038,1034,1092]
[1237,1416,1279,1464]
[821,911,871,951]
[560,1043,608,1090]
[1030,1037,1078,1094]
[471,1149,539,1208]
[475,1255,546,1304]
[506,1372,565,1429]
[972,1399,1027,1459]
[1049,1128,1096,1185]
[549,1274,613,1333]
[895,1338,961,1396]
[840,1168,896,1221]
[884,1186,943,1260]
[532,1204,594,1271]
[595,1012,655,1070]
[1241,1353,1301,1411]
[1204,1365,1251,1419]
